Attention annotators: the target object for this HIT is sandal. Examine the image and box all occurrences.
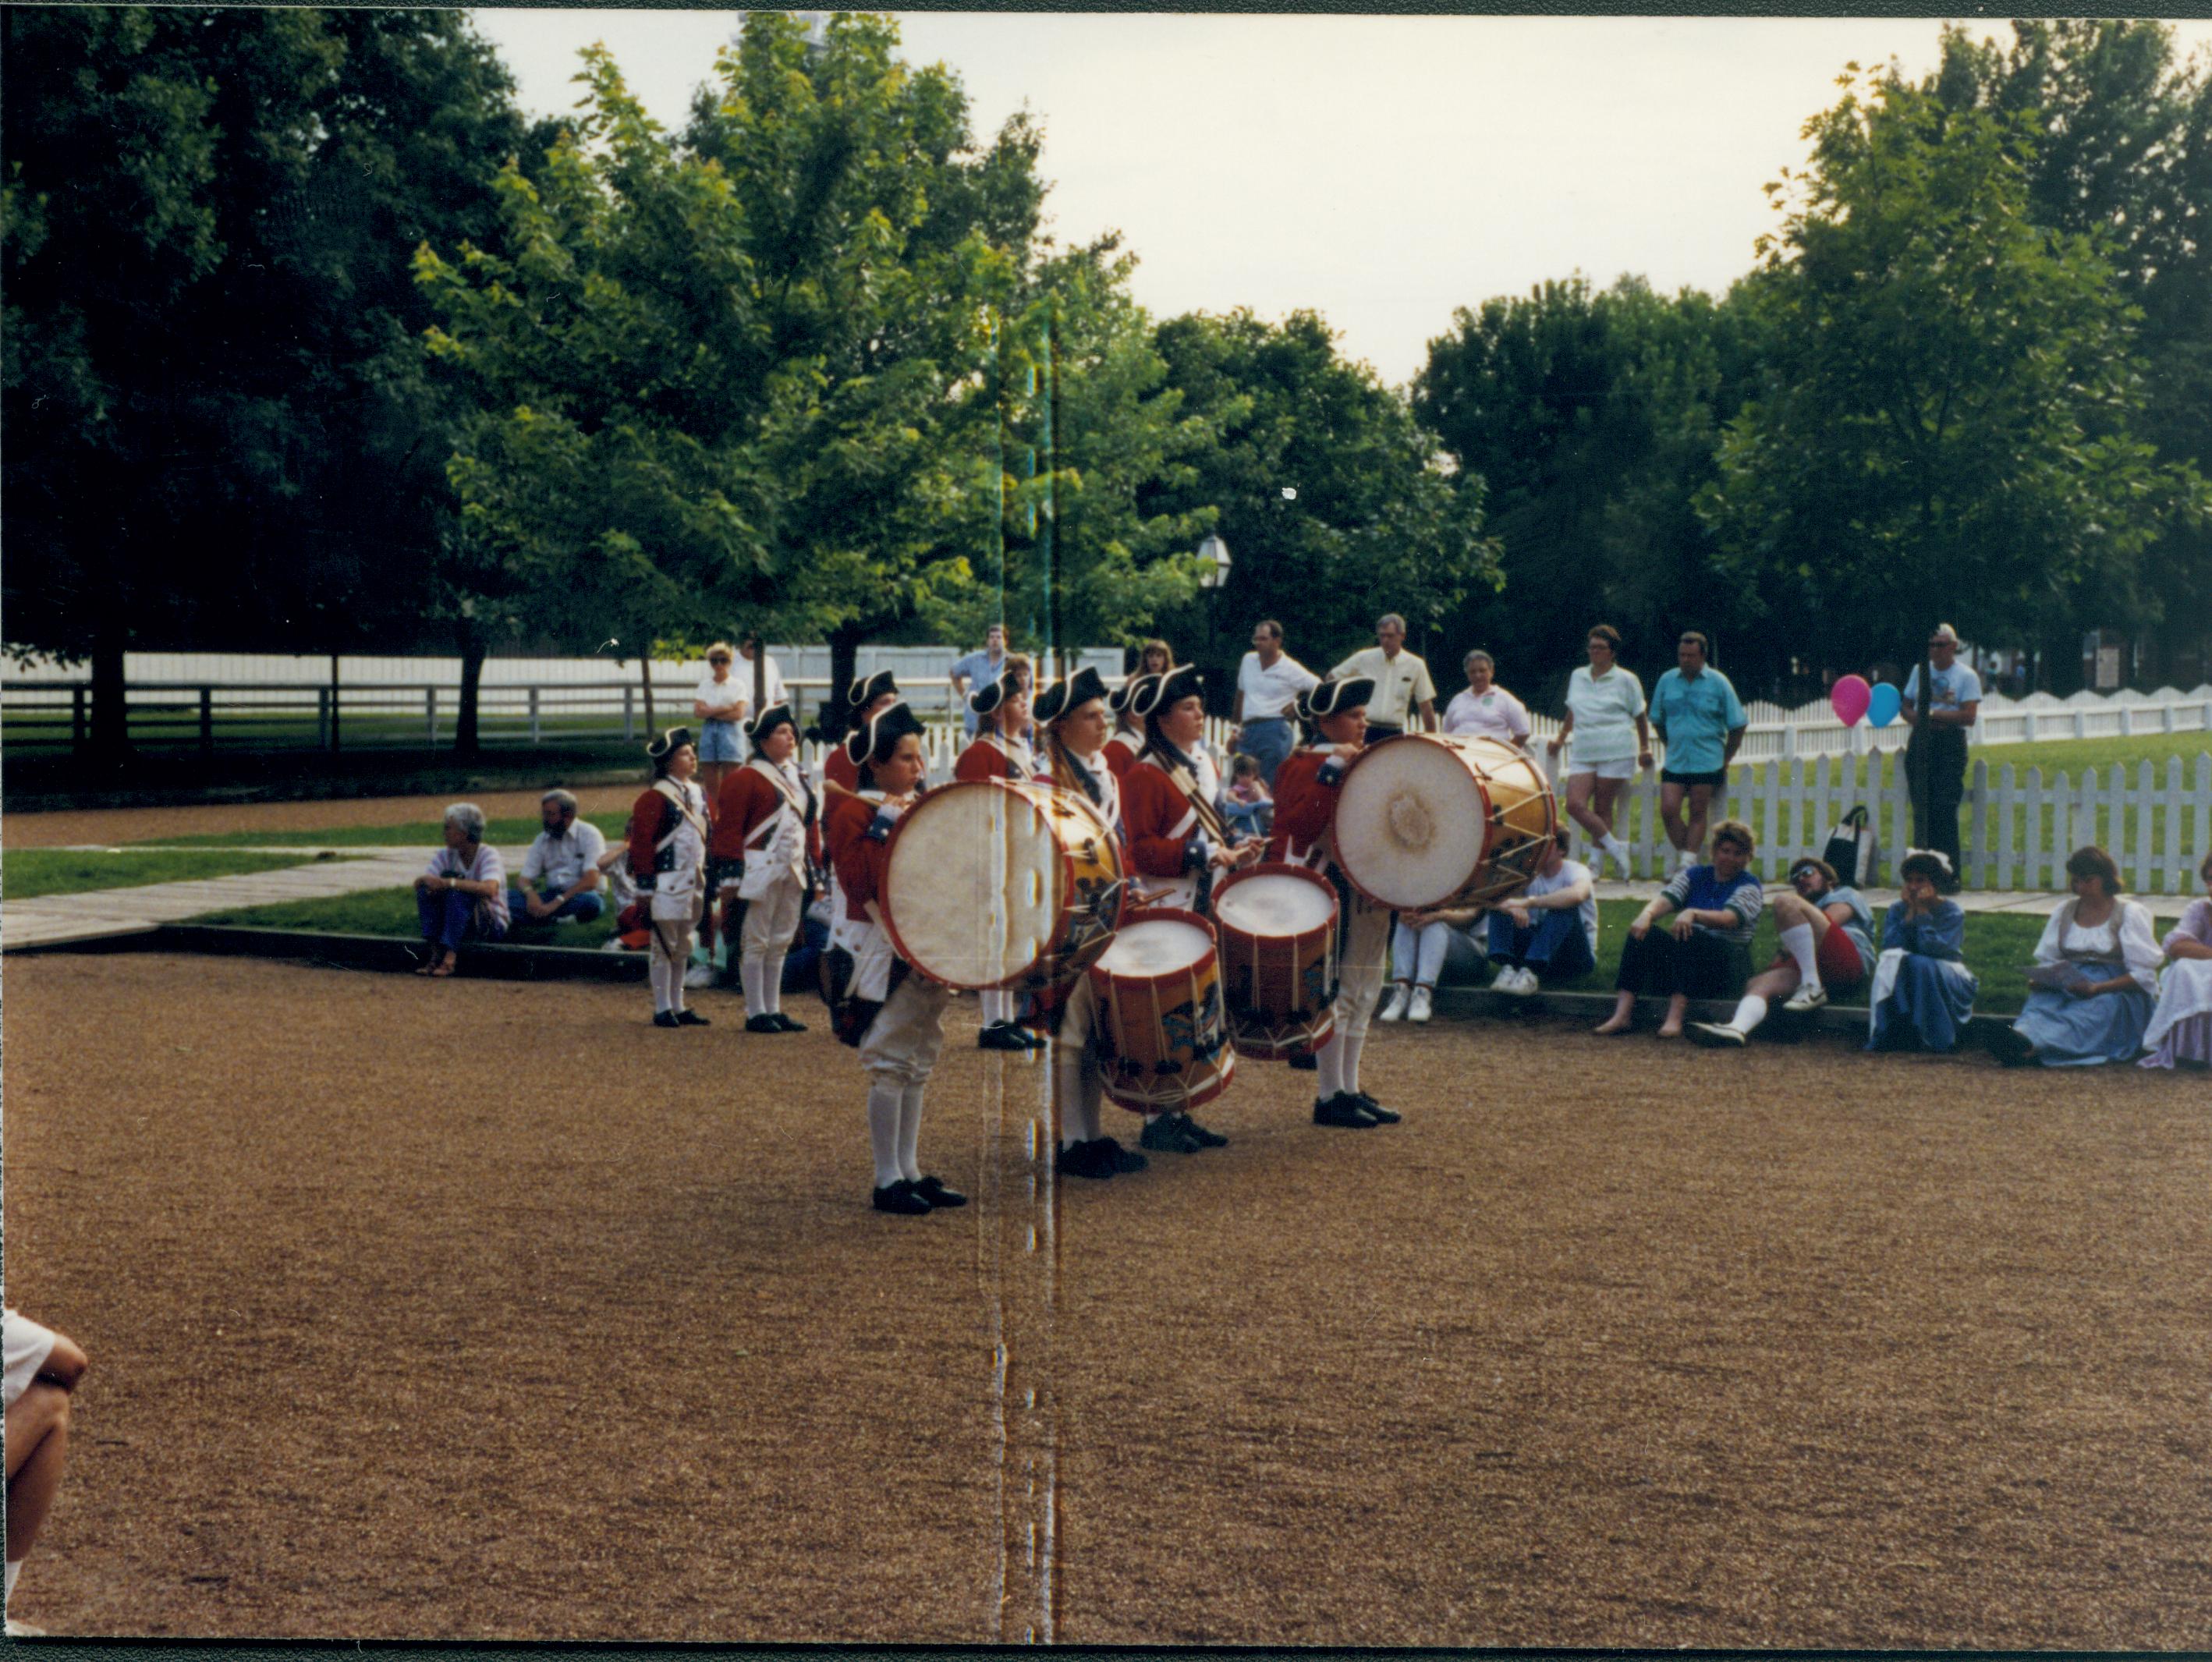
[429,958,457,979]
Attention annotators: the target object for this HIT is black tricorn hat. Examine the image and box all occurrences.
[1132,662,1202,721]
[969,668,1023,718]
[646,725,695,768]
[846,668,899,711]
[850,700,927,768]
[1034,665,1109,725]
[744,702,796,744]
[1108,674,1150,716]
[1298,676,1375,723]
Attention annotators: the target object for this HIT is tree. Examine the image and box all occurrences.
[2,8,526,757]
[1696,69,2203,678]
[1150,309,1497,696]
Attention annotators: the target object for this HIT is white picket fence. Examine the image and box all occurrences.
[1526,749,2212,895]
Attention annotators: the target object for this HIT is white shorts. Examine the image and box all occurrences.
[1569,755,1636,782]
[4,1310,58,1410]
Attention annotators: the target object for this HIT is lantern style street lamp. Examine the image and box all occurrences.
[1197,532,1232,590]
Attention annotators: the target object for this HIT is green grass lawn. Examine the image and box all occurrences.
[185,884,622,949]
[143,812,630,850]
[2,847,363,899]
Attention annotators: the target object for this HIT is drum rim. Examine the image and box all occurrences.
[882,778,1112,990]
[1333,731,1555,911]
[1087,904,1219,984]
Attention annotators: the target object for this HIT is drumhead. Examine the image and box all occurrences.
[1096,916,1214,976]
[1214,870,1336,937]
[1333,735,1491,909]
[884,783,1067,987]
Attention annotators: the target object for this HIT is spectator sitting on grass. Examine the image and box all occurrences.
[1380,904,1483,1024]
[1595,817,1761,1038]
[1484,830,1598,995]
[1866,850,1977,1053]
[5,1309,87,1636]
[413,803,508,976]
[506,789,607,927]
[1689,856,1873,1047]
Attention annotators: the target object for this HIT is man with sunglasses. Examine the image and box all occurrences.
[1901,623,1981,886]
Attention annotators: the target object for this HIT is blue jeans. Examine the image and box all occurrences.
[698,718,743,762]
[1237,718,1296,789]
[1487,908,1596,983]
[418,888,509,951]
[506,887,606,925]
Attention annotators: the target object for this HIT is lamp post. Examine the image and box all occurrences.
[1197,532,1231,590]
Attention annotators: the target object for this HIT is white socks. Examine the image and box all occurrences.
[1726,994,1770,1036]
[1342,1026,1368,1097]
[898,1083,926,1184]
[1780,922,1820,988]
[763,952,787,1015]
[740,959,767,1019]
[1055,1051,1104,1150]
[867,1082,904,1187]
[650,953,676,1014]
[980,988,1012,1026]
[1316,1032,1348,1100]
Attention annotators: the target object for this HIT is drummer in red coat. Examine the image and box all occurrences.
[821,701,968,1217]
[1270,675,1402,1129]
[1033,665,1148,1181]
[1118,663,1262,1153]
[1101,673,1150,778]
[711,702,821,1035]
[956,668,1048,1051]
[823,669,900,803]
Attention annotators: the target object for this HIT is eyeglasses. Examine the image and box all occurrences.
[709,657,731,664]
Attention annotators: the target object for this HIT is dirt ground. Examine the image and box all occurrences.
[4,948,2208,1646]
[1,787,642,849]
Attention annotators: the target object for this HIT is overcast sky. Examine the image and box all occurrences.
[467,11,2212,386]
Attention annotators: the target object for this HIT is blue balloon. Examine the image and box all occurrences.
[1867,681,1902,728]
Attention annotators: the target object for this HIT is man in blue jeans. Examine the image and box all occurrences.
[1230,618,1318,788]
[506,788,608,925]
[1485,832,1599,994]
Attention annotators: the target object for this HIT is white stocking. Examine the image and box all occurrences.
[740,958,767,1019]
[1342,1026,1368,1097]
[867,1082,904,1189]
[1780,922,1820,987]
[1316,1031,1347,1100]
[898,1083,926,1183]
[1728,994,1771,1036]
[763,952,788,1015]
[980,988,1012,1027]
[650,952,675,1014]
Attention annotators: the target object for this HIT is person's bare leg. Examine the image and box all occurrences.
[1565,771,1608,843]
[1591,774,1628,842]
[5,1384,73,1572]
[1658,992,1689,1038]
[1657,781,1690,854]
[1594,989,1636,1034]
[1683,783,1717,862]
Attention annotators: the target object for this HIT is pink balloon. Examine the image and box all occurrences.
[1830,675,1871,727]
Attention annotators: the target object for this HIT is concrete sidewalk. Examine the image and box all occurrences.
[2,845,532,951]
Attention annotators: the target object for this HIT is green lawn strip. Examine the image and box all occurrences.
[183,884,621,949]
[141,811,632,850]
[1,847,366,899]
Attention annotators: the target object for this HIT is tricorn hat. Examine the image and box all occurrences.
[1034,665,1109,725]
[1108,674,1149,716]
[1131,663,1202,722]
[846,668,899,711]
[1298,676,1375,723]
[744,702,796,744]
[969,668,1023,718]
[851,700,927,769]
[646,725,695,771]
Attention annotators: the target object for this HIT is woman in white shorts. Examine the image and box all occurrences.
[1546,623,1651,879]
[5,1309,87,1630]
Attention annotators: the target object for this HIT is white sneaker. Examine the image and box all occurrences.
[1783,983,1827,1013]
[1510,967,1540,996]
[682,962,715,989]
[1409,985,1433,1023]
[1378,986,1411,1023]
[1489,966,1520,994]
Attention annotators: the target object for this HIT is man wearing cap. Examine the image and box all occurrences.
[1902,624,1981,884]
[1232,619,1320,789]
[1271,675,1403,1130]
[1330,613,1437,741]
[711,703,820,1033]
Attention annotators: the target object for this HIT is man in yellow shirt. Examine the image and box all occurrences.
[1330,613,1437,740]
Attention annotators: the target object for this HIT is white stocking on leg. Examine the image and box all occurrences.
[763,952,788,1015]
[898,1083,926,1184]
[740,958,767,1019]
[1779,922,1820,988]
[867,1081,904,1189]
[1055,1049,1088,1152]
[1316,1032,1348,1100]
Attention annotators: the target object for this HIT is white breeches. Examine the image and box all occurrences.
[860,974,953,1086]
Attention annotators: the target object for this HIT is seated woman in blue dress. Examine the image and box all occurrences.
[1866,849,1976,1052]
[1988,845,2160,1068]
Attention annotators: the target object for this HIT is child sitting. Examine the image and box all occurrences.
[1221,752,1274,839]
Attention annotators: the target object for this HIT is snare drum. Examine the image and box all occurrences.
[1211,862,1339,1059]
[882,779,1125,991]
[1332,734,1557,911]
[1090,909,1236,1114]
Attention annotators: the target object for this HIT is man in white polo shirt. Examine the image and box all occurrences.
[1331,612,1437,740]
[1230,618,1319,788]
[507,788,610,924]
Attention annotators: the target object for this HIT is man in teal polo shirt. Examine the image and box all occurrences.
[1650,630,1747,872]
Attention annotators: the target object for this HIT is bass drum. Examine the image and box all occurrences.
[1090,909,1235,1114]
[882,779,1125,991]
[1331,734,1557,911]
[1211,862,1339,1060]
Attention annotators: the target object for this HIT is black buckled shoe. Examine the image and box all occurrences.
[1057,1140,1115,1180]
[771,1012,808,1033]
[873,1180,932,1214]
[675,1008,711,1026]
[1313,1092,1378,1129]
[913,1175,968,1208]
[978,1022,1032,1051]
[1288,1050,1318,1072]
[1139,1114,1203,1153]
[746,1013,784,1033]
[1352,1091,1401,1125]
[1090,1136,1147,1173]
[1175,1113,1228,1148]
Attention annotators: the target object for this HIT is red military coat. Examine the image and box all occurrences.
[709,759,821,867]
[823,792,892,926]
[954,731,1035,783]
[1118,756,1209,883]
[1267,747,1345,866]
